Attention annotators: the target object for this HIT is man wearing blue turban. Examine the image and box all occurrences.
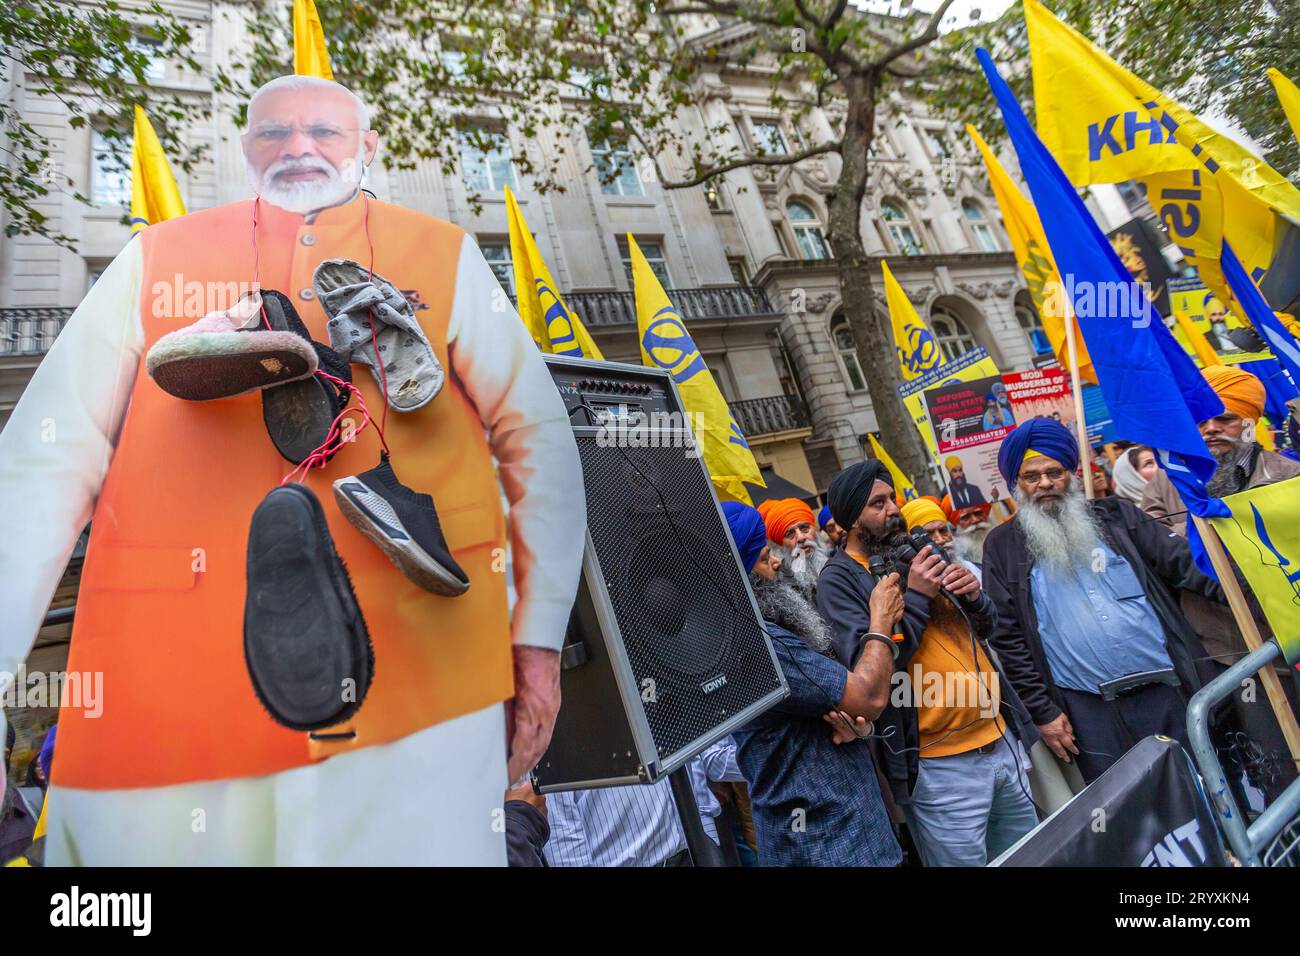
[720,500,903,867]
[983,419,1226,783]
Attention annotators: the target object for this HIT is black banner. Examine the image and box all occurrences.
[999,736,1229,867]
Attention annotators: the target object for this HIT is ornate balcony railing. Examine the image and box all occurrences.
[540,284,780,327]
[730,393,809,438]
[0,307,75,357]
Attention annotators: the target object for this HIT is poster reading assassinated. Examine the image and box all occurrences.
[924,375,1013,508]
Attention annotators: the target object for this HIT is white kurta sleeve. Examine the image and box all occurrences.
[0,236,144,691]
[446,234,584,652]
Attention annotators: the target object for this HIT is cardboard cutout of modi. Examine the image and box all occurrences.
[0,76,584,865]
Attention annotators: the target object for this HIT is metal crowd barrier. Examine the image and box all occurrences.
[1187,640,1300,866]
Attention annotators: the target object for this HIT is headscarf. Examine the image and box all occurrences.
[1110,449,1149,504]
[1202,365,1265,422]
[722,501,767,573]
[900,498,949,532]
[997,418,1079,484]
[827,460,892,531]
[37,725,55,780]
[817,505,832,529]
[760,497,816,545]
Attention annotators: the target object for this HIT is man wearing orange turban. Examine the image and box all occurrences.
[759,497,826,598]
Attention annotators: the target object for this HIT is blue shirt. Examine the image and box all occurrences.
[731,625,902,867]
[1029,542,1173,693]
[542,739,743,867]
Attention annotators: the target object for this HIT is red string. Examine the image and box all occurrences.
[279,372,378,486]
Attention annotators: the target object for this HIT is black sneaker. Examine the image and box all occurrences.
[332,457,470,597]
[244,483,374,731]
[259,290,354,465]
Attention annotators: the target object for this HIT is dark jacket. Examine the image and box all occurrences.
[982,496,1223,727]
[815,548,1038,804]
[504,800,549,867]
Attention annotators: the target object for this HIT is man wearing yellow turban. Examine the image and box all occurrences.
[901,498,985,584]
[1137,365,1300,802]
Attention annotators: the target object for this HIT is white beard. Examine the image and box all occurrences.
[749,572,834,655]
[246,146,364,214]
[1013,482,1102,572]
[774,542,829,596]
[953,522,991,564]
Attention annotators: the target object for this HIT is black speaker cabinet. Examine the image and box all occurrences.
[532,355,787,792]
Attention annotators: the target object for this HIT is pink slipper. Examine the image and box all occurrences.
[147,293,319,401]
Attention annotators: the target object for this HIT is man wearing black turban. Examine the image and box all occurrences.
[816,458,1041,866]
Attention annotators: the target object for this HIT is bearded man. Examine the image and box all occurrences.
[722,501,903,867]
[0,76,584,864]
[948,500,994,568]
[945,455,989,509]
[815,462,1039,866]
[1140,365,1300,801]
[758,497,830,600]
[983,419,1223,782]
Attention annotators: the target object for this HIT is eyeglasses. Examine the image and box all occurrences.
[248,123,364,146]
[1018,467,1068,485]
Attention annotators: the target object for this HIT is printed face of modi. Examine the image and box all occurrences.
[243,85,378,214]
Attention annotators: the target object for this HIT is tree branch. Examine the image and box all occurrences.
[657,141,840,188]
[871,0,959,70]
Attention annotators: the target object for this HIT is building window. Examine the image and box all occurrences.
[963,200,1000,252]
[441,49,467,80]
[922,128,951,159]
[102,34,166,82]
[592,138,643,196]
[1016,301,1051,355]
[618,236,670,288]
[458,130,517,193]
[479,239,514,295]
[786,201,830,260]
[702,179,724,210]
[752,121,788,156]
[831,315,867,391]
[90,129,131,207]
[931,306,978,362]
[728,256,749,286]
[1116,179,1148,215]
[882,200,922,255]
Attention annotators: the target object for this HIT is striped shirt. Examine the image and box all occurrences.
[543,738,744,867]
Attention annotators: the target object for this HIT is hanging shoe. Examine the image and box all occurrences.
[313,258,444,413]
[332,456,470,596]
[258,290,354,464]
[146,292,318,401]
[244,483,374,731]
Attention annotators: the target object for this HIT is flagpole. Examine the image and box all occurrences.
[1063,300,1094,498]
[1191,515,1300,762]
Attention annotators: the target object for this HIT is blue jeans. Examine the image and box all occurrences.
[905,736,1039,867]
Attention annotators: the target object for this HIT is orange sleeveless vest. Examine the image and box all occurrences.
[53,196,513,790]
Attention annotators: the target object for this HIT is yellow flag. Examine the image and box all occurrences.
[1171,310,1222,368]
[129,105,186,233]
[293,0,334,79]
[1024,0,1299,314]
[883,260,940,382]
[866,434,918,502]
[505,187,604,360]
[1210,476,1300,666]
[629,234,764,504]
[1268,68,1300,149]
[967,124,1096,384]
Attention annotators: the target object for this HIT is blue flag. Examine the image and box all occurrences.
[977,48,1229,570]
[1221,240,1300,402]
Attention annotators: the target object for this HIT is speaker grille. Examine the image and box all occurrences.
[577,435,782,763]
